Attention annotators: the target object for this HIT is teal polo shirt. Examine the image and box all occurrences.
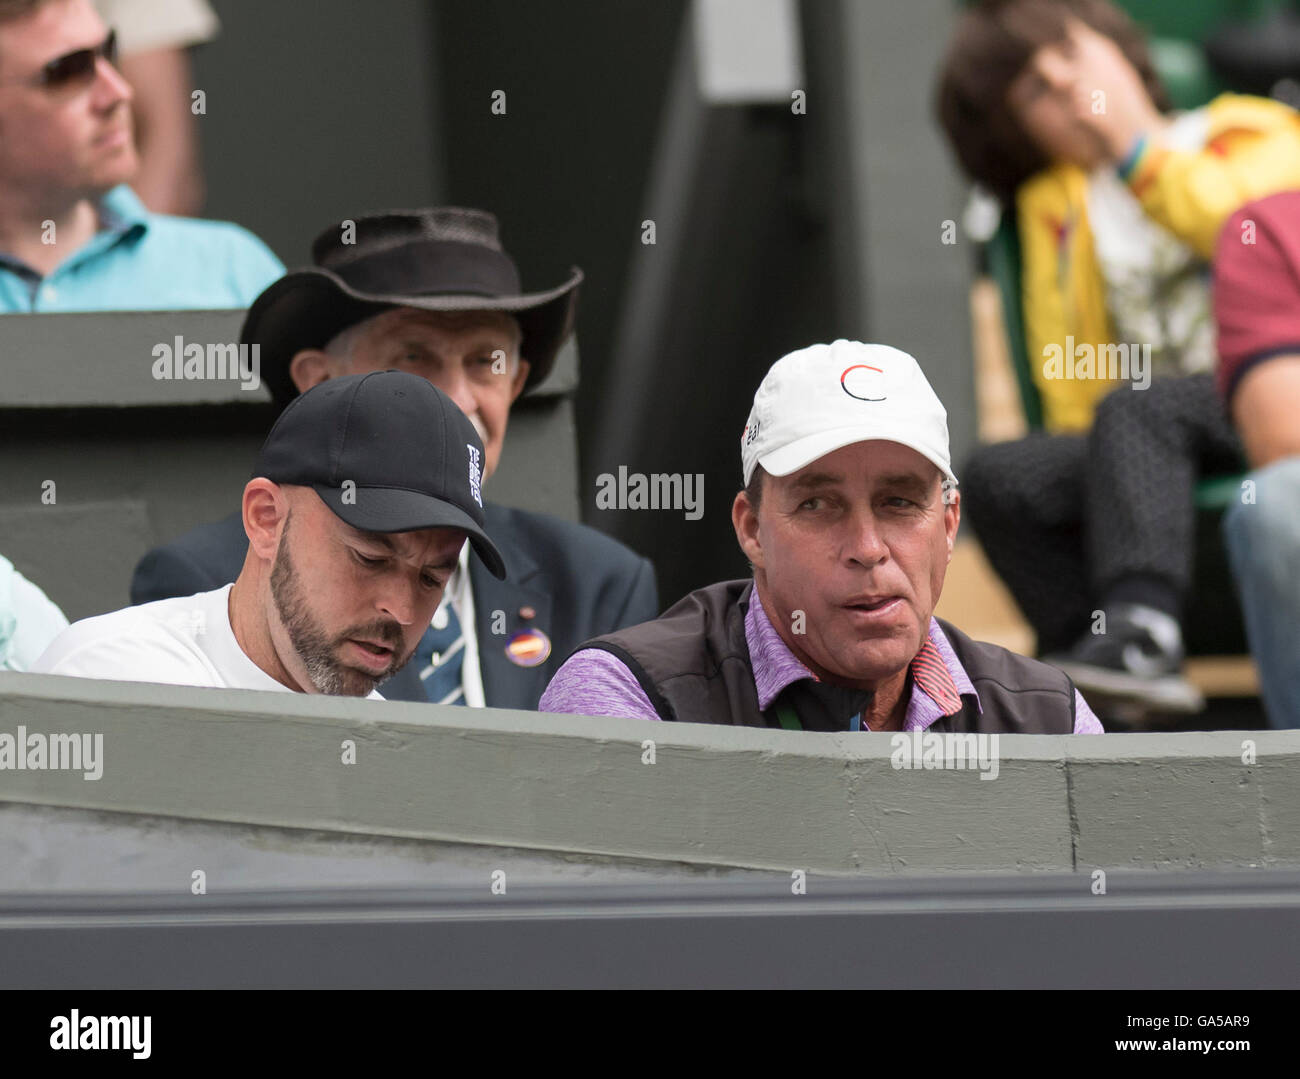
[0,185,284,312]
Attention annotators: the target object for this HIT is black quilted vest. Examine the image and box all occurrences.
[579,580,1076,732]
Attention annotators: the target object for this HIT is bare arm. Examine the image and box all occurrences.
[1231,356,1300,469]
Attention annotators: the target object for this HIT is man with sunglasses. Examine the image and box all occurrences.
[0,0,281,312]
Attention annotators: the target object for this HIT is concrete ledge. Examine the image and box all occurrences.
[0,673,1296,876]
[0,801,755,892]
[0,312,578,408]
[0,311,257,407]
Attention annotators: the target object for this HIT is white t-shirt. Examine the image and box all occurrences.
[1086,109,1216,379]
[31,585,383,699]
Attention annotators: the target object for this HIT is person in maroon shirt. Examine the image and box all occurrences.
[1214,190,1300,728]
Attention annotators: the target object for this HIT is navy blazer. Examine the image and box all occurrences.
[129,503,658,711]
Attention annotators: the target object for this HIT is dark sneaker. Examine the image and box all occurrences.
[1043,604,1205,714]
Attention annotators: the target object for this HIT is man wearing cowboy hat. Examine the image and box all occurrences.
[130,207,658,710]
[541,341,1102,732]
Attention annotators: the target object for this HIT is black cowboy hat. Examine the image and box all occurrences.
[241,207,583,408]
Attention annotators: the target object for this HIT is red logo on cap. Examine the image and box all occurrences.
[840,364,886,402]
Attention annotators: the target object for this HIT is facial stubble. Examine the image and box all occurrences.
[269,523,411,696]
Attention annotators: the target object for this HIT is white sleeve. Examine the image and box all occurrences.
[0,568,69,673]
[31,619,219,689]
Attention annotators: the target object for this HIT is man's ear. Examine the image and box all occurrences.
[508,356,532,403]
[732,489,764,570]
[289,348,335,394]
[242,479,288,561]
[943,488,961,562]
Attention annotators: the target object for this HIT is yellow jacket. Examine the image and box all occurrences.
[1017,93,1300,432]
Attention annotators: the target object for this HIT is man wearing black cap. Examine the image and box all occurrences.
[34,372,505,697]
[129,207,658,710]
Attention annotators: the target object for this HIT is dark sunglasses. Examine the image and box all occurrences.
[36,29,117,90]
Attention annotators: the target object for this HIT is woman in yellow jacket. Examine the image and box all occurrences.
[936,0,1300,714]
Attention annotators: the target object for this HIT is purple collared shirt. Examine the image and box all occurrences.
[539,589,1104,732]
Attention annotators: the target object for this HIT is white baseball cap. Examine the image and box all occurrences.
[740,340,957,488]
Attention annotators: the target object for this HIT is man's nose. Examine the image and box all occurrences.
[845,509,888,567]
[376,578,422,627]
[91,56,133,109]
[423,363,479,419]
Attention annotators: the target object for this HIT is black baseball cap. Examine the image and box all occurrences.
[253,370,507,579]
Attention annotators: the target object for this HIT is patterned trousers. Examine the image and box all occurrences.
[961,375,1244,654]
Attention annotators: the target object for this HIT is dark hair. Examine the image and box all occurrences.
[934,0,1170,204]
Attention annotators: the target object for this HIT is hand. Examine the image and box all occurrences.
[1067,21,1165,163]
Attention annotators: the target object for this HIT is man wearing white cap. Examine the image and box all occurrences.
[541,341,1102,731]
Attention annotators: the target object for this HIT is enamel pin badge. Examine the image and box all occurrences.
[505,628,551,667]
